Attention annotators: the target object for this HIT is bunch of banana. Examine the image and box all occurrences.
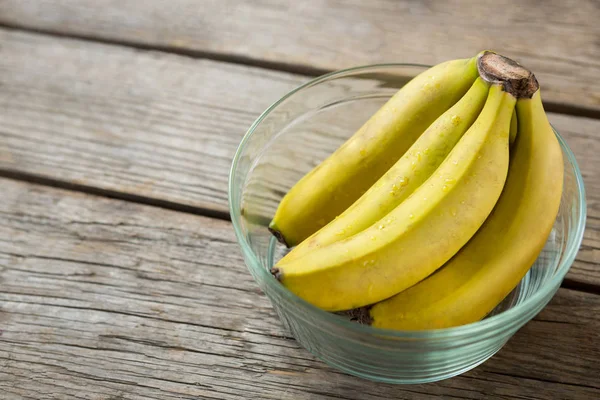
[268,51,564,328]
[369,83,563,330]
[269,56,479,246]
[282,76,491,263]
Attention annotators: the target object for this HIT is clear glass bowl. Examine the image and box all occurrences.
[228,64,586,384]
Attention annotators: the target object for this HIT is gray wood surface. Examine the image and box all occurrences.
[0,28,296,217]
[1,29,599,288]
[1,178,599,399]
[0,2,599,398]
[0,0,599,114]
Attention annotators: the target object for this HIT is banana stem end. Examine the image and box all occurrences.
[270,267,283,281]
[336,306,374,325]
[477,51,539,98]
[268,226,289,247]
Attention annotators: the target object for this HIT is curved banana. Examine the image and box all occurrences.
[281,77,490,263]
[269,57,479,247]
[369,88,563,330]
[272,84,514,311]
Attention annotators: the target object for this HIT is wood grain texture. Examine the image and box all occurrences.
[0,0,599,114]
[0,29,598,287]
[1,178,599,399]
[0,28,301,216]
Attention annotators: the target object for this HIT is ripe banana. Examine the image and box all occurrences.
[272,83,514,311]
[510,109,517,145]
[280,77,490,263]
[269,57,479,247]
[369,87,563,330]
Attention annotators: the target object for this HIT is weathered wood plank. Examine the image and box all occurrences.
[0,0,599,114]
[0,28,301,216]
[0,178,599,399]
[0,29,598,287]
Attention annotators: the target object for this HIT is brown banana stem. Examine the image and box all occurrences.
[268,227,289,248]
[477,51,539,98]
[335,306,373,325]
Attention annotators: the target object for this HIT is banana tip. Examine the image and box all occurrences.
[270,267,283,282]
[268,225,289,247]
[336,306,373,325]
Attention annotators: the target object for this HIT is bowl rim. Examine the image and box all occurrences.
[228,62,587,339]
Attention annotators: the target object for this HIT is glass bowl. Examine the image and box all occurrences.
[228,64,586,384]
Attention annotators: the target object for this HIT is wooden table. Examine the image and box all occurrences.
[0,2,599,399]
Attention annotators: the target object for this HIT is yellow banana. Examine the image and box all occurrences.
[281,77,490,263]
[272,83,514,311]
[510,109,517,145]
[269,57,479,246]
[369,88,563,330]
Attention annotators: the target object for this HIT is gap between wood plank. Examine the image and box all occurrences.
[0,23,329,85]
[0,168,232,221]
[0,23,598,121]
[561,279,600,296]
[2,170,599,297]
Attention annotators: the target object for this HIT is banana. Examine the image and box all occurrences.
[272,83,514,311]
[269,57,479,247]
[369,88,563,330]
[510,109,518,145]
[280,77,490,263]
